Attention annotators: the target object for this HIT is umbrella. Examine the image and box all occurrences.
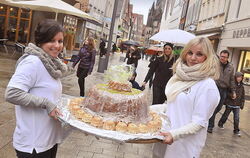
[145,44,163,55]
[121,40,140,47]
[5,0,100,23]
[150,29,196,45]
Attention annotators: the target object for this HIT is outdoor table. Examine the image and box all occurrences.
[0,39,8,54]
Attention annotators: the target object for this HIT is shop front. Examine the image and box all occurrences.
[0,4,32,44]
[219,18,250,98]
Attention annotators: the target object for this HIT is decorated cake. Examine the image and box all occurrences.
[68,65,162,134]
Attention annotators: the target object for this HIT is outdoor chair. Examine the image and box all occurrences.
[12,42,25,56]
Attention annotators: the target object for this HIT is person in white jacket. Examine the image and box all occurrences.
[5,19,72,158]
[153,37,220,158]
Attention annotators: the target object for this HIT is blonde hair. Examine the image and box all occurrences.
[86,36,96,51]
[173,37,220,80]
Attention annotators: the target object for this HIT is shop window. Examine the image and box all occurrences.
[8,18,17,41]
[18,20,29,43]
[238,50,250,85]
[1,6,32,43]
[0,16,5,38]
[21,8,31,18]
[0,5,7,15]
[9,7,18,17]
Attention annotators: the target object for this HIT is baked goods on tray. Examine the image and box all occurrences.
[68,65,162,134]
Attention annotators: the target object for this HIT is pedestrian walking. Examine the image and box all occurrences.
[99,39,106,57]
[207,50,236,133]
[73,37,96,97]
[142,43,175,105]
[112,43,117,54]
[125,46,141,68]
[218,72,245,136]
[153,37,220,158]
[5,19,72,158]
[148,51,163,89]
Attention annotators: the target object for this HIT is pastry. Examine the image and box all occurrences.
[82,113,93,123]
[103,120,116,130]
[138,124,148,133]
[90,116,103,128]
[127,123,139,134]
[115,122,128,132]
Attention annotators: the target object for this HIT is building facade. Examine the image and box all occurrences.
[160,0,185,30]
[219,0,250,96]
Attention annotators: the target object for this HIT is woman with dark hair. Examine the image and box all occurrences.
[73,37,96,97]
[142,43,175,105]
[5,19,72,158]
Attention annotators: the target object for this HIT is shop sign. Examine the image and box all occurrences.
[233,28,250,38]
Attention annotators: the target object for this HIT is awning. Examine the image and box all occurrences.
[4,0,101,24]
[196,32,220,38]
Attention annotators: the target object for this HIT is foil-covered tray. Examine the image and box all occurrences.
[58,94,170,143]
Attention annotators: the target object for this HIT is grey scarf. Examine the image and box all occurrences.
[16,43,71,79]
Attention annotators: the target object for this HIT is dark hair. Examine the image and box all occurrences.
[164,42,174,50]
[133,72,137,78]
[220,50,230,57]
[35,19,64,45]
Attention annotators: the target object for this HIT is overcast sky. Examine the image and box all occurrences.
[130,0,155,25]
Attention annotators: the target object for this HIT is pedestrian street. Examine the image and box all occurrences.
[0,52,250,158]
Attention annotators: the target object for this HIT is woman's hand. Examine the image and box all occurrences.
[141,82,146,87]
[160,132,174,145]
[49,108,63,120]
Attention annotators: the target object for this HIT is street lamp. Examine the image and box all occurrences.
[97,0,119,73]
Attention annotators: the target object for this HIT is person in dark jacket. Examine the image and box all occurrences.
[129,72,144,91]
[208,50,236,133]
[148,51,164,89]
[99,39,106,57]
[112,43,117,54]
[126,46,141,68]
[218,72,245,136]
[142,43,175,105]
[73,37,96,97]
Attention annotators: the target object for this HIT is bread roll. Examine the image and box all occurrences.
[116,122,128,132]
[82,113,93,123]
[138,124,148,133]
[103,120,116,130]
[90,116,103,128]
[127,123,139,134]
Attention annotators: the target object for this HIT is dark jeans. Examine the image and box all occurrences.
[16,144,58,158]
[77,67,89,97]
[152,85,166,105]
[208,87,228,129]
[218,106,240,132]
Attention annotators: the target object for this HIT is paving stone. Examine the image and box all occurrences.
[0,120,15,149]
[138,147,153,157]
[123,153,146,158]
[118,143,138,154]
[92,153,115,158]
[77,145,103,154]
[76,151,94,158]
[0,142,16,158]
[0,109,15,126]
[91,141,118,151]
[102,149,124,157]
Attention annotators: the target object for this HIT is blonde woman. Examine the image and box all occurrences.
[153,37,220,158]
[73,37,96,97]
[142,43,175,104]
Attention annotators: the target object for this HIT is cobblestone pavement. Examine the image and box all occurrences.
[0,52,250,158]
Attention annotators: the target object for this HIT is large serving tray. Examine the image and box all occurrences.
[59,94,170,143]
